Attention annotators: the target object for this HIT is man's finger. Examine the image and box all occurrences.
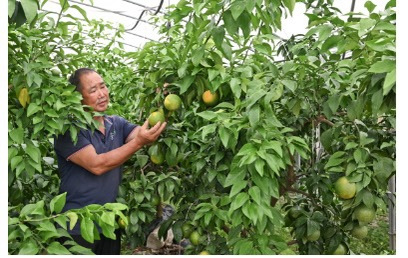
[152,122,167,138]
[148,121,162,134]
[142,119,149,130]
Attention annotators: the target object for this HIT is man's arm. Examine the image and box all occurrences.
[69,120,166,175]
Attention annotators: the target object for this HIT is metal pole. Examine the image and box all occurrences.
[387,175,396,251]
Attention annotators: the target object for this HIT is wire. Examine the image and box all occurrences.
[66,0,155,26]
[125,0,164,31]
[120,0,166,15]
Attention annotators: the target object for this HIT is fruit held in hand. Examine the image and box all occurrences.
[148,111,165,126]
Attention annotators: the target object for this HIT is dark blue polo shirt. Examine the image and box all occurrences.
[54,115,137,234]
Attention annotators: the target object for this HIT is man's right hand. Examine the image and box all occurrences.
[133,119,167,147]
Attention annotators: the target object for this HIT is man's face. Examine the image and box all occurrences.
[79,72,109,112]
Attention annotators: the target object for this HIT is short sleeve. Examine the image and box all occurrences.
[115,116,138,142]
[54,129,92,160]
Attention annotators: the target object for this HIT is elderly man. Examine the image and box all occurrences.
[54,68,166,254]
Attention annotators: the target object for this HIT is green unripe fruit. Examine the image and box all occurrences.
[306,230,320,242]
[351,225,368,239]
[148,111,165,127]
[354,205,376,224]
[332,243,347,255]
[164,94,182,111]
[334,176,356,199]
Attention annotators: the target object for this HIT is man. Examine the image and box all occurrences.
[54,68,167,254]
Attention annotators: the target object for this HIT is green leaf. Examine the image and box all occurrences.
[223,10,238,35]
[21,0,38,23]
[50,192,67,214]
[220,41,232,60]
[224,168,246,187]
[47,241,72,255]
[229,180,247,198]
[54,215,68,230]
[9,128,24,144]
[383,68,396,96]
[26,143,41,163]
[218,127,230,148]
[10,156,23,171]
[230,1,246,20]
[39,221,57,232]
[327,94,341,113]
[192,46,204,66]
[281,79,297,92]
[176,75,195,94]
[254,159,265,176]
[368,59,395,73]
[230,78,241,98]
[70,5,89,22]
[282,0,296,15]
[364,1,376,12]
[27,103,41,117]
[237,11,251,38]
[371,88,383,113]
[248,105,260,127]
[18,240,39,255]
[237,143,256,156]
[358,18,376,37]
[211,26,225,49]
[8,0,16,18]
[80,217,94,244]
[103,202,128,211]
[248,186,261,205]
[66,212,78,230]
[321,35,342,53]
[324,151,346,169]
[230,192,249,211]
[320,128,333,150]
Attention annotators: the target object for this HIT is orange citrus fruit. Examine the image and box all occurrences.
[202,90,219,106]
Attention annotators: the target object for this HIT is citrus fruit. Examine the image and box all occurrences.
[306,229,320,242]
[150,151,164,165]
[164,94,182,111]
[189,230,201,246]
[182,223,194,238]
[351,225,368,239]
[288,206,302,219]
[118,217,127,229]
[148,111,165,127]
[354,205,375,224]
[334,176,356,199]
[202,90,219,106]
[151,195,161,206]
[332,243,347,255]
[199,250,210,255]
